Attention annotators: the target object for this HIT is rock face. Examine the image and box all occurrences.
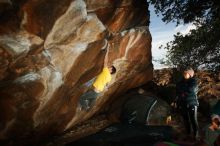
[0,0,152,144]
[120,91,171,125]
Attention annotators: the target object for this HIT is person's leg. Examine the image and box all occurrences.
[180,107,191,135]
[188,106,199,138]
[79,91,91,110]
[79,90,99,110]
[87,90,99,107]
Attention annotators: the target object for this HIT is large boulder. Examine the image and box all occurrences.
[0,0,152,144]
[119,91,171,125]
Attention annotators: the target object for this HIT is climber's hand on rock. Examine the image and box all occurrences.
[171,102,177,108]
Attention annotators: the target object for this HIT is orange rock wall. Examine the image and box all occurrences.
[0,0,152,142]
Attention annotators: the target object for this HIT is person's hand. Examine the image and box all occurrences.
[171,102,177,108]
[166,115,172,125]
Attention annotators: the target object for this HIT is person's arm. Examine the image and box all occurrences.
[84,77,96,88]
[176,79,187,97]
[104,40,109,66]
[103,77,112,90]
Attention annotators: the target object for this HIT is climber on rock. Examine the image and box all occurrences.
[173,67,199,140]
[79,65,116,110]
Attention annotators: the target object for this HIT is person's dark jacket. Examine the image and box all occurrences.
[176,77,199,107]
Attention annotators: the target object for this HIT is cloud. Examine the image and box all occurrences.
[153,61,169,69]
[153,31,173,40]
[174,24,184,31]
[174,23,196,35]
[151,30,174,59]
[151,23,196,61]
[149,4,196,69]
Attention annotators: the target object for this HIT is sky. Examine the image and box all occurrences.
[149,5,196,69]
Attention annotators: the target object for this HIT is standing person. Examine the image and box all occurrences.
[79,65,116,110]
[175,67,199,140]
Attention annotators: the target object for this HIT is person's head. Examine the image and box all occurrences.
[138,88,145,94]
[108,65,116,74]
[183,67,194,79]
[211,114,220,130]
